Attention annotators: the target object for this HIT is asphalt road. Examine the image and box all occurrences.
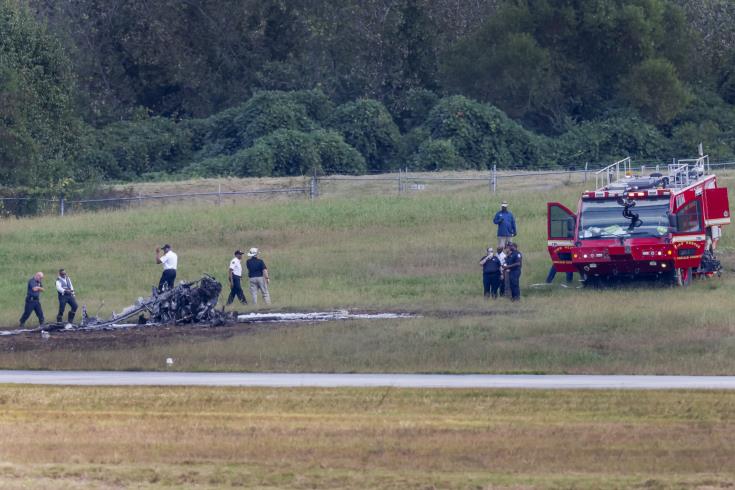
[2,371,735,389]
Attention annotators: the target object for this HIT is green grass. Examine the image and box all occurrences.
[1,171,735,373]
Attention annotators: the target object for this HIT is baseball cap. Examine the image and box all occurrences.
[501,201,508,207]
[234,249,244,256]
[162,244,171,250]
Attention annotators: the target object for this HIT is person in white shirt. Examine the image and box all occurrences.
[155,244,178,291]
[226,249,247,305]
[55,268,78,324]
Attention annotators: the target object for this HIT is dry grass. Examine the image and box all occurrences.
[1,385,734,488]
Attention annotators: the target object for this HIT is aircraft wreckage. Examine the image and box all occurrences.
[0,275,415,337]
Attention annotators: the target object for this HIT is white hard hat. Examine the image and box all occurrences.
[247,247,259,257]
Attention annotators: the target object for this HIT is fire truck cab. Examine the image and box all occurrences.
[547,155,730,286]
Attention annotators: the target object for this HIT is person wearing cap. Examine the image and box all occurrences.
[155,244,178,291]
[246,247,271,305]
[19,272,45,327]
[55,268,78,325]
[503,242,523,301]
[226,250,247,306]
[493,201,517,249]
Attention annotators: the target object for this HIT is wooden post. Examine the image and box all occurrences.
[217,183,222,206]
[584,162,588,183]
[60,195,65,217]
[492,165,497,193]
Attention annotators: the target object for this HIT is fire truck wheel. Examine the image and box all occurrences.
[676,267,692,287]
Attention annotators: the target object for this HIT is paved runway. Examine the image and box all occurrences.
[2,371,735,389]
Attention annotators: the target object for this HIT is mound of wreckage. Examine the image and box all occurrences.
[1,275,233,336]
[80,274,231,329]
[1,275,417,338]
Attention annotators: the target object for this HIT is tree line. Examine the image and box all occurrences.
[1,0,734,191]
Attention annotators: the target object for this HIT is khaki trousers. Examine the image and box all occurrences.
[249,277,271,305]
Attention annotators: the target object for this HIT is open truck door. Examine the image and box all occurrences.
[704,187,731,227]
[547,202,576,273]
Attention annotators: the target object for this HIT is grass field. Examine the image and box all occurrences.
[1,170,735,374]
[0,385,734,489]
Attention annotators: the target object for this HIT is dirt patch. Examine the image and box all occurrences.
[0,320,306,353]
[0,309,420,353]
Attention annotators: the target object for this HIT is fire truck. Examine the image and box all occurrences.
[547,155,730,286]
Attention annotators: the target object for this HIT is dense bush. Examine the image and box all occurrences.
[423,96,548,168]
[328,99,401,172]
[555,113,670,166]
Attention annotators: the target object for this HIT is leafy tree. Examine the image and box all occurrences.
[0,1,81,187]
[619,58,691,125]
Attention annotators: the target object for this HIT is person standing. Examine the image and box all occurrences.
[246,247,271,305]
[55,268,78,324]
[546,264,574,284]
[493,201,516,249]
[504,243,523,301]
[19,272,45,327]
[155,244,178,291]
[479,247,502,299]
[226,250,247,306]
[497,245,509,297]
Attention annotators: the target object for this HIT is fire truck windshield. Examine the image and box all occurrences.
[579,198,670,239]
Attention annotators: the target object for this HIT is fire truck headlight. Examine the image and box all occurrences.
[583,254,588,258]
[657,251,662,256]
[661,263,667,268]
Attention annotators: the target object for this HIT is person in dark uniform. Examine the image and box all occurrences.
[55,268,78,325]
[479,247,502,298]
[504,243,523,301]
[226,250,247,306]
[19,272,45,327]
[155,244,178,291]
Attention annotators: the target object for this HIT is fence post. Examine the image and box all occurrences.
[398,168,402,194]
[60,195,65,217]
[584,162,588,183]
[217,183,222,206]
[491,165,497,193]
[309,170,319,200]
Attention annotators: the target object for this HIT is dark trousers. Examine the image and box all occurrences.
[509,270,521,300]
[483,272,501,298]
[227,275,247,304]
[20,297,44,325]
[57,293,78,323]
[546,265,574,283]
[159,269,177,291]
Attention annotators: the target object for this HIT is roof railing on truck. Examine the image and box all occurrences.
[595,157,631,190]
[666,155,709,189]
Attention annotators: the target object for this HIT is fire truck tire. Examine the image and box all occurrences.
[676,267,692,287]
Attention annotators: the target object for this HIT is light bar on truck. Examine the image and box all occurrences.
[584,188,671,199]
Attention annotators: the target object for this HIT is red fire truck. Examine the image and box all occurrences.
[547,155,730,286]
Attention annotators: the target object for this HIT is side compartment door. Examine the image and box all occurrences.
[547,202,576,272]
[704,187,731,226]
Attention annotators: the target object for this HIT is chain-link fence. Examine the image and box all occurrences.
[3,160,735,218]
